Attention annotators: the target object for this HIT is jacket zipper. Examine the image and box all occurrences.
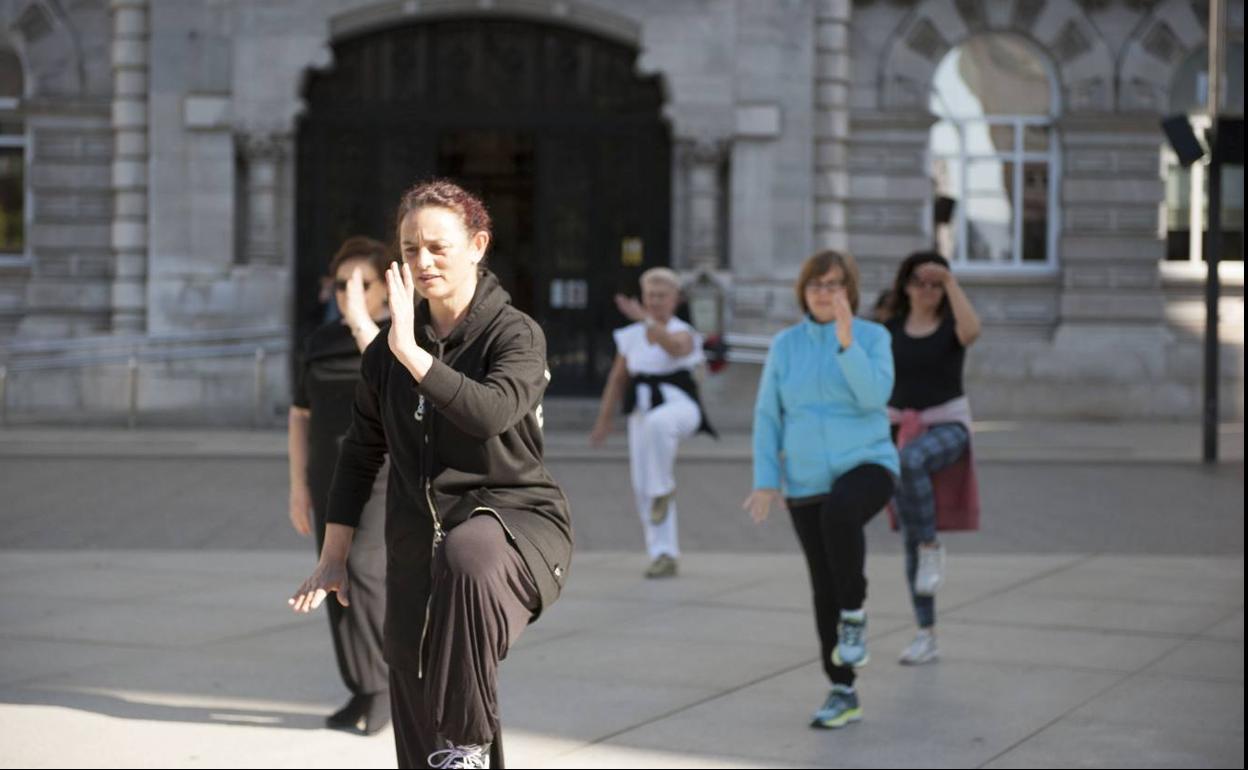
[417,339,446,680]
[416,476,444,679]
[472,505,517,543]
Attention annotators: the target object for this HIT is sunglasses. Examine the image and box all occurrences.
[334,279,374,292]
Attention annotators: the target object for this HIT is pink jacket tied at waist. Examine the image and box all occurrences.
[887,396,980,532]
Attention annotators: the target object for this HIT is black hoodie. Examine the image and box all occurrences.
[327,269,573,673]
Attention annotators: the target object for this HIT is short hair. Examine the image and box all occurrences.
[795,250,861,315]
[395,178,493,251]
[640,267,682,292]
[328,236,391,280]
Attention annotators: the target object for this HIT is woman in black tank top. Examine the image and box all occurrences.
[884,251,981,667]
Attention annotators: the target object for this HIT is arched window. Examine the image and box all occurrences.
[928,35,1058,268]
[1161,43,1244,264]
[0,45,24,258]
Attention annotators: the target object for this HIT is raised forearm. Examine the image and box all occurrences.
[397,344,434,382]
[645,323,694,357]
[945,277,981,344]
[347,319,381,353]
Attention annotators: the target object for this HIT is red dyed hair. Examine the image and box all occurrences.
[395,179,493,248]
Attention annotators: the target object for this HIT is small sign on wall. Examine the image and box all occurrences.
[549,279,589,309]
[621,237,643,267]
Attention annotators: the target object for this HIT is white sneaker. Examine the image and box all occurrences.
[898,629,939,665]
[428,742,490,769]
[913,543,945,596]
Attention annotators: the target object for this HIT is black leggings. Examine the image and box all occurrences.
[788,464,895,686]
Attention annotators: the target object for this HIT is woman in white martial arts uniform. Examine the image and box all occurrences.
[590,268,716,579]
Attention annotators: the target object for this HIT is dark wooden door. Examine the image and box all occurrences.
[296,18,670,394]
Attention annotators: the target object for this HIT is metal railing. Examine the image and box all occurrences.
[723,332,773,365]
[0,330,288,428]
[0,326,285,355]
[0,327,773,426]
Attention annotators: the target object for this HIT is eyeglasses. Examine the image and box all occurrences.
[805,279,846,293]
[334,279,374,292]
[907,277,943,290]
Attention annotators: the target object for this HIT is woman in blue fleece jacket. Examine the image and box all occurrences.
[743,250,899,730]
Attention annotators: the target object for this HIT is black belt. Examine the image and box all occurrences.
[623,370,718,438]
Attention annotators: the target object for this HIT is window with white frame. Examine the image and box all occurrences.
[928,35,1059,269]
[1161,44,1244,263]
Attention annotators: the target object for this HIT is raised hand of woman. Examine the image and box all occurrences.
[386,261,420,365]
[614,293,648,323]
[831,289,854,349]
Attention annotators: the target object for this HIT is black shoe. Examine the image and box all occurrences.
[325,694,367,732]
[362,691,391,735]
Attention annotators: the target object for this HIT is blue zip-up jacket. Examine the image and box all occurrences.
[752,316,900,497]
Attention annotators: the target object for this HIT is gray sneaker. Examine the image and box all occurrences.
[914,543,945,597]
[649,490,675,525]
[831,610,869,668]
[645,554,678,579]
[898,628,939,665]
[428,742,490,769]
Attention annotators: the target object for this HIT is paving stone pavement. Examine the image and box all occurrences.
[0,423,1242,767]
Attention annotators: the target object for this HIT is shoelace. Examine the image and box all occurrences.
[821,686,854,715]
[427,744,488,769]
[841,617,865,648]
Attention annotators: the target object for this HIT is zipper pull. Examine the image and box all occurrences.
[414,394,425,422]
[426,479,445,545]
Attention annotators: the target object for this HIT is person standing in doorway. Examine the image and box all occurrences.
[288,235,392,735]
[290,180,573,769]
[744,250,898,729]
[885,251,981,666]
[590,268,716,579]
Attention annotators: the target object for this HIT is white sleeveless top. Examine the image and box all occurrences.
[612,318,704,412]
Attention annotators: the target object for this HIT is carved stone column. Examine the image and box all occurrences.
[110,0,149,333]
[677,137,729,272]
[237,133,288,265]
[813,0,852,251]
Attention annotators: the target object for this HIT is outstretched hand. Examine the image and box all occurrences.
[743,489,780,524]
[289,559,350,613]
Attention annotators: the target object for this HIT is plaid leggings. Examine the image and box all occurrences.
[895,422,969,542]
[895,422,968,628]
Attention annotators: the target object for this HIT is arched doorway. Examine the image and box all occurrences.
[295,17,671,394]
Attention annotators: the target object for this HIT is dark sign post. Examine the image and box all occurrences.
[1203,125,1222,464]
[1203,0,1226,464]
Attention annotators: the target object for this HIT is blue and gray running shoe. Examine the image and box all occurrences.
[831,610,869,668]
[811,684,862,729]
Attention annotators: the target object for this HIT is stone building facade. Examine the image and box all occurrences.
[0,0,1242,424]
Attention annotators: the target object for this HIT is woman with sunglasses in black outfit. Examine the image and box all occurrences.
[288,236,393,735]
[884,252,982,666]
